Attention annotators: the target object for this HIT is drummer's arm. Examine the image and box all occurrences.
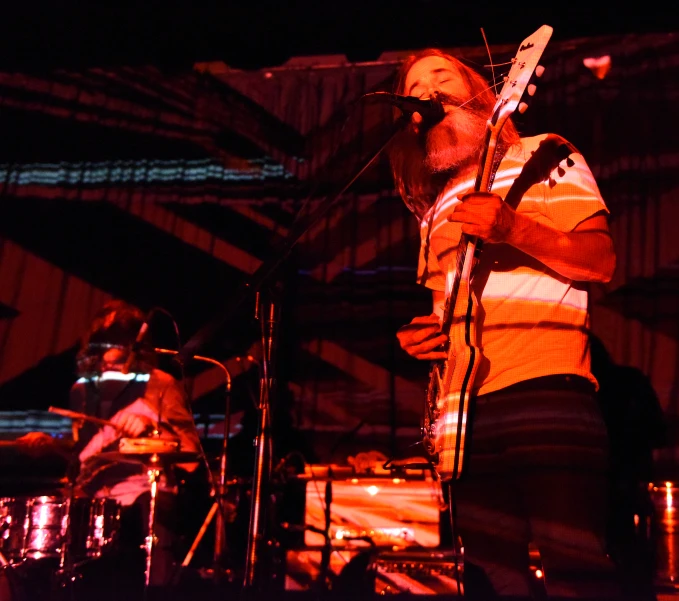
[78,424,119,462]
[80,400,155,461]
[15,432,74,460]
[158,385,202,473]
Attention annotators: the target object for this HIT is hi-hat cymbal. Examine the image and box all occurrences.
[96,451,200,465]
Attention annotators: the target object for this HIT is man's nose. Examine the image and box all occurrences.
[425,85,439,100]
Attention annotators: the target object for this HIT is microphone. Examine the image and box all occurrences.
[122,311,153,373]
[362,91,445,124]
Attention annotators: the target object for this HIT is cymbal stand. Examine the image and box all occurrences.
[143,453,162,597]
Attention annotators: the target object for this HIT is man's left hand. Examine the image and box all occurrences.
[447,191,516,244]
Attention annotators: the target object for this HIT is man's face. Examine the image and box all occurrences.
[404,55,487,173]
[404,55,467,107]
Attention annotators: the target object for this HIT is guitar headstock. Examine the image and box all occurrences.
[491,24,553,129]
[475,25,553,192]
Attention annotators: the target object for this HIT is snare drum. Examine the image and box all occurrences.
[69,497,121,559]
[0,496,68,561]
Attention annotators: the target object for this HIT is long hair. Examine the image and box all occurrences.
[387,49,520,220]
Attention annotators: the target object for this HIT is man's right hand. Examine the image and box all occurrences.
[396,314,448,360]
[110,412,154,438]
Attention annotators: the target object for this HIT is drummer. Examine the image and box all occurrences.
[18,300,203,590]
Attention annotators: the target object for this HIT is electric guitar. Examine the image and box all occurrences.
[422,25,554,482]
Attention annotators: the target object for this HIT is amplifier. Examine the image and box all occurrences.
[283,463,448,593]
[303,474,443,549]
[371,549,463,596]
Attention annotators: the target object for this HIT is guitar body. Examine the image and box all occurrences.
[426,272,481,480]
[421,25,554,482]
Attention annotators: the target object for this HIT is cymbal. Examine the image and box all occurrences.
[96,451,201,465]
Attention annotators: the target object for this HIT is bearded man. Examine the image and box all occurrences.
[390,50,627,600]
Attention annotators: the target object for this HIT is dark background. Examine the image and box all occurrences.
[1,1,673,71]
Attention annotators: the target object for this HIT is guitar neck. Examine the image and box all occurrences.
[439,139,504,331]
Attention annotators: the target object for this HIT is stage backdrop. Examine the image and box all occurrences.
[0,31,677,472]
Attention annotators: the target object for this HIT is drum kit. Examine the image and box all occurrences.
[0,407,201,600]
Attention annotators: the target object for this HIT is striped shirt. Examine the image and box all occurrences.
[417,134,608,396]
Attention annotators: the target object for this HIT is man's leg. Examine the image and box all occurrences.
[513,387,623,600]
[454,391,534,600]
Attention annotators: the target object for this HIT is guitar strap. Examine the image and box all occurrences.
[504,134,578,210]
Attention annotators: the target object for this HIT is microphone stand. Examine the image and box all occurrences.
[243,294,278,593]
[175,111,414,595]
[165,351,233,583]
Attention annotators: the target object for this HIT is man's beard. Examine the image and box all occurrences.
[422,111,487,174]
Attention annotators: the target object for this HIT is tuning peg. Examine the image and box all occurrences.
[535,65,545,77]
[527,84,537,96]
[518,102,529,114]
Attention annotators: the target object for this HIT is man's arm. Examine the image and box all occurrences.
[149,376,202,472]
[507,212,615,283]
[448,192,615,283]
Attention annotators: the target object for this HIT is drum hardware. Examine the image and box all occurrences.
[178,477,240,572]
[144,453,162,592]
